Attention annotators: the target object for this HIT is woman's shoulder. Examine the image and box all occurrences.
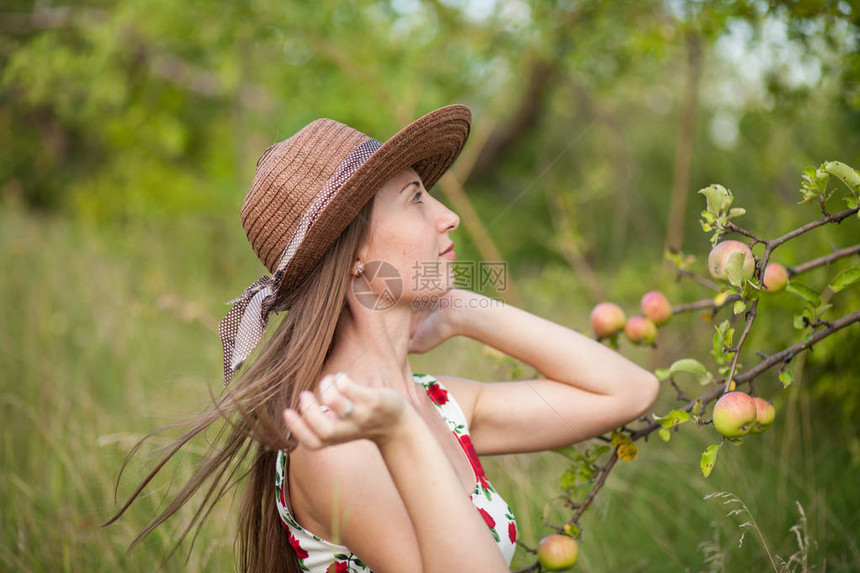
[287,434,383,536]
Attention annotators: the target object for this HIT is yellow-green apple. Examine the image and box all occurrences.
[589,302,626,339]
[624,316,657,345]
[749,397,775,433]
[708,240,755,283]
[712,391,757,438]
[762,263,788,293]
[538,534,579,571]
[640,291,672,325]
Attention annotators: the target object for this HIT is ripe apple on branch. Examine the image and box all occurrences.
[516,160,860,573]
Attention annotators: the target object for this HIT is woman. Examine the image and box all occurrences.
[109,104,659,572]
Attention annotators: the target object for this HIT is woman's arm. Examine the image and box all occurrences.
[426,290,660,455]
[284,375,509,573]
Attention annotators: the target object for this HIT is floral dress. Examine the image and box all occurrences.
[274,373,518,572]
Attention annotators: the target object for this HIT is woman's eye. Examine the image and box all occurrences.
[412,190,424,203]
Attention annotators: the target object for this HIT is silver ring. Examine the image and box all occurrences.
[342,399,355,418]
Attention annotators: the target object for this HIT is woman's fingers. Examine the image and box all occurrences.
[282,372,408,449]
[298,390,341,440]
[330,373,384,405]
[337,376,406,429]
[282,407,323,450]
[320,374,360,420]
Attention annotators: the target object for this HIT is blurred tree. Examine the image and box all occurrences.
[1,0,857,283]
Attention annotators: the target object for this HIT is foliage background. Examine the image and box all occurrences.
[1,0,859,571]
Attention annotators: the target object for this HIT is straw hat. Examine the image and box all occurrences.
[218,104,472,384]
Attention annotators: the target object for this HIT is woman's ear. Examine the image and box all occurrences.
[354,241,372,275]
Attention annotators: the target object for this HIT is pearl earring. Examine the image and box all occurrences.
[356,264,364,276]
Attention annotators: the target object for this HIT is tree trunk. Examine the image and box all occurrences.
[665,31,703,254]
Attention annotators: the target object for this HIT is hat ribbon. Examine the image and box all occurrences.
[218,138,383,386]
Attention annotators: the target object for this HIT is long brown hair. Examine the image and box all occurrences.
[105,195,377,572]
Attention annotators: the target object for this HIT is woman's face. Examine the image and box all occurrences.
[358,167,460,304]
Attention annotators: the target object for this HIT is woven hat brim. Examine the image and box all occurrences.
[279,104,471,296]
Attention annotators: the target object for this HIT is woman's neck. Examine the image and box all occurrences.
[321,299,425,404]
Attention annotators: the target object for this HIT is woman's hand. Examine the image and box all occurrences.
[283,373,407,449]
[407,289,469,354]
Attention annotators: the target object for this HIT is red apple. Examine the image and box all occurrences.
[708,240,755,283]
[538,534,579,571]
[712,391,757,438]
[590,302,626,339]
[749,397,775,433]
[624,316,657,345]
[762,263,788,293]
[640,291,672,325]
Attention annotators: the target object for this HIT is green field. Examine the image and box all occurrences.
[2,204,858,572]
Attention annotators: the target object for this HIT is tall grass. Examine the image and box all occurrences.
[2,204,858,572]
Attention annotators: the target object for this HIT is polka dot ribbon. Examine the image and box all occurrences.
[218,139,383,386]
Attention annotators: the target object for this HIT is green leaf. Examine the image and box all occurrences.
[664,249,682,266]
[823,161,860,191]
[560,469,577,490]
[552,445,583,463]
[800,165,829,202]
[655,368,671,382]
[712,331,726,365]
[659,428,671,442]
[779,368,794,388]
[814,303,832,321]
[801,166,818,185]
[728,207,746,219]
[653,409,691,429]
[667,358,713,385]
[741,278,761,301]
[720,320,735,347]
[829,267,860,293]
[699,184,732,214]
[585,444,610,461]
[786,282,822,307]
[701,443,722,477]
[793,314,807,330]
[844,196,858,210]
[733,300,746,315]
[726,251,747,288]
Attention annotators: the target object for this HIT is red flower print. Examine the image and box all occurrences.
[455,433,490,488]
[279,483,286,507]
[326,562,349,573]
[426,382,449,405]
[508,521,517,543]
[478,507,495,529]
[287,530,309,560]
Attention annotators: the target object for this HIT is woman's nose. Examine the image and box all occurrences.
[439,203,460,233]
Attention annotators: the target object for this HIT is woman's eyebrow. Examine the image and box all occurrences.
[399,180,420,194]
